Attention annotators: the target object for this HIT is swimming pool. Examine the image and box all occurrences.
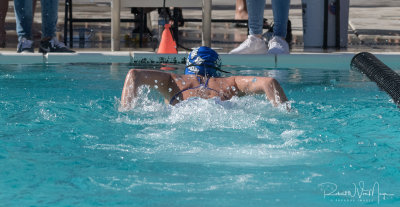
[1,53,399,206]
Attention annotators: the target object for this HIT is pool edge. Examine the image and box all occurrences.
[0,52,399,70]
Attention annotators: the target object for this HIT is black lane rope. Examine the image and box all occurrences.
[351,52,400,106]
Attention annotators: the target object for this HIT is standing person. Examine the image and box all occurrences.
[1,0,38,48]
[14,0,74,53]
[0,0,9,48]
[230,0,290,54]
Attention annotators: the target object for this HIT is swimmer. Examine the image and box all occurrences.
[121,46,288,109]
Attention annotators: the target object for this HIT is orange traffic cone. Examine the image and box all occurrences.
[157,24,178,54]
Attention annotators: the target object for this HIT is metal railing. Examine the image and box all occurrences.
[64,0,213,51]
[111,0,212,51]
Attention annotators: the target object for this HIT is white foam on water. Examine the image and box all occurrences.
[300,172,323,183]
[38,108,58,121]
[35,100,59,121]
[118,85,167,113]
[167,97,264,130]
[85,143,151,154]
[164,144,313,167]
[280,129,305,147]
[0,74,15,79]
[110,88,318,166]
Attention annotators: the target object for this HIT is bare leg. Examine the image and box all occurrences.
[235,0,248,20]
[0,0,9,47]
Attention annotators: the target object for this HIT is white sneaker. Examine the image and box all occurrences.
[229,35,268,54]
[267,36,289,54]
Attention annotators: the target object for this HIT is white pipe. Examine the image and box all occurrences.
[202,0,212,47]
[111,0,121,51]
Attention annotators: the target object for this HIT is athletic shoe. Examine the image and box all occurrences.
[267,36,289,54]
[17,37,34,53]
[229,35,268,54]
[39,37,75,53]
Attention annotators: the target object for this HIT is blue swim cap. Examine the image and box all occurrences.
[185,46,222,77]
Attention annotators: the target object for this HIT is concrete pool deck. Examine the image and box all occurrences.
[0,0,399,53]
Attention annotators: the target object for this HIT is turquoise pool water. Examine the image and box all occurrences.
[1,62,399,206]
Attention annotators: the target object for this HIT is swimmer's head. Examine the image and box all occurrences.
[185,46,222,77]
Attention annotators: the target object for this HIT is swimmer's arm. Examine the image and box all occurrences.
[121,69,175,109]
[233,76,288,106]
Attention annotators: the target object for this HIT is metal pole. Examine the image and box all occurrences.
[64,0,68,45]
[139,8,144,48]
[202,0,212,47]
[335,0,341,49]
[69,0,73,48]
[323,0,328,49]
[111,0,121,51]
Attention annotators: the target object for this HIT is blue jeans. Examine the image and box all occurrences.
[247,0,290,37]
[14,0,58,41]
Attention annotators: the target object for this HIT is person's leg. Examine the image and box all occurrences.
[33,0,38,14]
[14,0,33,41]
[0,0,9,47]
[235,0,248,20]
[31,0,42,38]
[267,0,290,54]
[271,0,290,38]
[41,0,58,39]
[229,0,267,54]
[246,0,266,36]
[39,0,74,53]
